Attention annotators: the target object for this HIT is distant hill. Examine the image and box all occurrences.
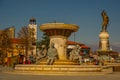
[87,44,120,52]
[87,44,99,52]
[111,45,120,52]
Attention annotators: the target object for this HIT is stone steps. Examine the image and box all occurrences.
[14,60,114,75]
[103,63,120,72]
[12,71,110,76]
[37,60,79,65]
[15,64,102,72]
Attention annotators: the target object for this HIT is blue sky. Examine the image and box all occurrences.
[0,0,120,48]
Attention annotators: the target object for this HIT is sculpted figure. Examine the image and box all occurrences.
[101,10,109,32]
[69,44,82,64]
[46,42,58,65]
[36,45,47,62]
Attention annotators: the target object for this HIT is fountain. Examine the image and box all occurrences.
[14,22,103,75]
[40,22,78,60]
[37,22,80,65]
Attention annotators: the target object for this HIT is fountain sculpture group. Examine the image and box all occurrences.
[14,10,113,75]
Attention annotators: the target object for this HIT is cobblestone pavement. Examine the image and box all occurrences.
[0,66,120,80]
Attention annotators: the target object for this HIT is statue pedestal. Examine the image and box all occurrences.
[99,31,109,51]
[97,50,112,62]
[98,31,111,62]
[50,36,67,60]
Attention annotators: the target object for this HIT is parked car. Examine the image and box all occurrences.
[115,58,120,63]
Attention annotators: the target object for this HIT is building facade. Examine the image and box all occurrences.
[28,18,37,55]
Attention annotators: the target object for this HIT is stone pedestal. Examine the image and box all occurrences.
[98,31,111,61]
[50,36,67,60]
[99,31,109,51]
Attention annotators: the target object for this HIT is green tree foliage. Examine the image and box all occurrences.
[40,32,50,49]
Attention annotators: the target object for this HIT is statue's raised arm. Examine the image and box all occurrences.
[101,10,109,32]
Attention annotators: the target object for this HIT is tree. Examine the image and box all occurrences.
[17,26,34,60]
[40,32,50,49]
[0,29,12,65]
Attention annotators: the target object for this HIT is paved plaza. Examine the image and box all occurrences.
[0,72,120,80]
[0,66,120,80]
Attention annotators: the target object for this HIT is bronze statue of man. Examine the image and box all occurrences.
[101,10,109,32]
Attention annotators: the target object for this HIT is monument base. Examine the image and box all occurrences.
[14,59,114,75]
[15,64,102,73]
[97,50,112,62]
[36,59,79,65]
[97,50,112,55]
